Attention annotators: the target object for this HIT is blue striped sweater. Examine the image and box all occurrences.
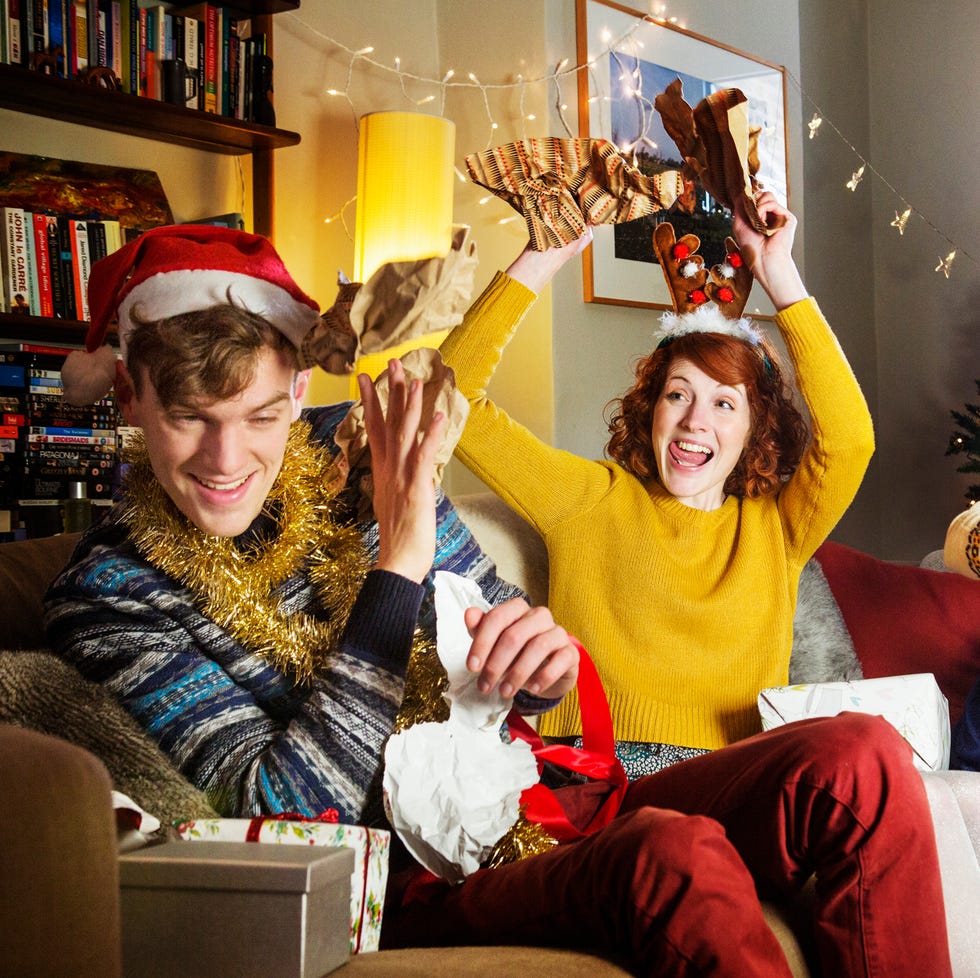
[44,403,526,827]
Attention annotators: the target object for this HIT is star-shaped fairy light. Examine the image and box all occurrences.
[891,208,911,235]
[807,113,823,139]
[846,165,866,191]
[935,250,957,278]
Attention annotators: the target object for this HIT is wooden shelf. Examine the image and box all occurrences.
[0,314,90,345]
[0,64,300,155]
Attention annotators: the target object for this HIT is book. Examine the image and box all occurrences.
[68,218,91,322]
[86,218,107,265]
[180,3,217,113]
[182,13,199,109]
[1,206,30,316]
[30,214,55,318]
[42,216,67,319]
[0,342,75,355]
[7,0,23,66]
[72,0,88,72]
[55,215,77,321]
[22,210,40,315]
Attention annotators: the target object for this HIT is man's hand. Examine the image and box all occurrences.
[359,359,446,584]
[463,598,579,701]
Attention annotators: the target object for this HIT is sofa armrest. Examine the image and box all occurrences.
[921,771,980,978]
[0,724,122,978]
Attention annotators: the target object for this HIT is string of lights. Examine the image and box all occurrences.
[296,8,976,276]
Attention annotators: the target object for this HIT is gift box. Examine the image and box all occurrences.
[175,817,390,953]
[118,840,354,978]
[758,672,950,771]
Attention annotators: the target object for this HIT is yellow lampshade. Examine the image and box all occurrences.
[348,112,456,391]
[353,111,456,283]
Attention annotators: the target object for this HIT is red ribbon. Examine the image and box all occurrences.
[508,638,628,843]
[245,808,340,842]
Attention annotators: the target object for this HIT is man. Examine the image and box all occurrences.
[46,225,951,977]
[45,224,577,826]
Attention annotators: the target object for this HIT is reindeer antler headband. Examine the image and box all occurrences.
[650,221,762,346]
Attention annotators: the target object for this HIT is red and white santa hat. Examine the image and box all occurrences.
[61,224,320,405]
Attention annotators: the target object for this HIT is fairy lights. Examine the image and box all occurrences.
[300,8,975,277]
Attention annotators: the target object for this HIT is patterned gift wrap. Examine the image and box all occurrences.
[758,672,950,771]
[174,817,390,952]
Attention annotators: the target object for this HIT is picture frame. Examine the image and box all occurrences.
[576,0,789,314]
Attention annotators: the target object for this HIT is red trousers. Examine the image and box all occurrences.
[382,713,952,978]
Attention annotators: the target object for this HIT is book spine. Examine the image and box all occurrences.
[86,219,107,267]
[72,0,87,72]
[55,215,77,321]
[137,3,146,96]
[182,14,198,109]
[109,0,119,78]
[47,0,64,75]
[22,211,40,315]
[202,4,216,113]
[8,0,22,66]
[31,214,55,319]
[2,208,30,314]
[69,219,91,322]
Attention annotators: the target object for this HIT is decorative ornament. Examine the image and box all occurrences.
[936,250,957,278]
[807,113,823,139]
[891,208,912,235]
[123,422,369,684]
[651,222,760,346]
[846,164,866,191]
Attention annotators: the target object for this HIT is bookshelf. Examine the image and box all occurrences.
[0,1,301,345]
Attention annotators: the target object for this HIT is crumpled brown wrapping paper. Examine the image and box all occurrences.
[299,226,479,374]
[331,347,469,518]
[466,137,684,251]
[654,79,769,234]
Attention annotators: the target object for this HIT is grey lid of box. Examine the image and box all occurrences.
[119,840,355,893]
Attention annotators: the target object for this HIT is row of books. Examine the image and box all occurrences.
[2,2,270,123]
[0,205,128,321]
[0,348,122,535]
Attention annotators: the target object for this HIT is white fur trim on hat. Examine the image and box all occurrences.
[115,268,319,359]
[61,344,118,406]
[654,304,763,346]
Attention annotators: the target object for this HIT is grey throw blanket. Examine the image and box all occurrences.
[0,649,217,826]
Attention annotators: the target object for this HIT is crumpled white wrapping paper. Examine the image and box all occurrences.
[383,571,539,883]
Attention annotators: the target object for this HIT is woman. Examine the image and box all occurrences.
[441,193,875,769]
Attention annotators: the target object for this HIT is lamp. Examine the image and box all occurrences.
[350,111,456,389]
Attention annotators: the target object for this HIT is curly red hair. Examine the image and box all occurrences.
[605,332,809,499]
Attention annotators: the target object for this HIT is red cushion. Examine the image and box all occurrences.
[815,541,980,727]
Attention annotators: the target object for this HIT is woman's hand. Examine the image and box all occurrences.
[359,360,446,584]
[463,598,579,701]
[505,226,594,294]
[733,191,807,311]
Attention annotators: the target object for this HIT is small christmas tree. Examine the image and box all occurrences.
[947,379,980,506]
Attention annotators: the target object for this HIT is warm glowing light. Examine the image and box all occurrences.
[891,208,911,235]
[807,114,823,139]
[935,250,957,278]
[846,165,865,191]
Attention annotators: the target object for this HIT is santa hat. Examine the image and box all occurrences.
[61,224,320,404]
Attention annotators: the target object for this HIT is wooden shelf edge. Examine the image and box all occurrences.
[0,64,301,155]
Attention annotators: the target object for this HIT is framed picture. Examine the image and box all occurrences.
[576,0,789,314]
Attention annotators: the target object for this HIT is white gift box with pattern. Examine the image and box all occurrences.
[175,817,389,953]
[758,673,951,771]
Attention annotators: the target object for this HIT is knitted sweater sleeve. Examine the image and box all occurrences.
[440,271,612,534]
[773,298,875,564]
[45,543,422,826]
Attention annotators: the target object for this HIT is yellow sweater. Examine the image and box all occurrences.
[440,273,874,749]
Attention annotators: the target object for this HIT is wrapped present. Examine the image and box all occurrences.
[175,816,389,953]
[758,672,950,771]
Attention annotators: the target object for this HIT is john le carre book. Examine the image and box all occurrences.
[0,152,173,322]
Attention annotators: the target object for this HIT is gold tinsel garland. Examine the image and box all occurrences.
[123,421,368,683]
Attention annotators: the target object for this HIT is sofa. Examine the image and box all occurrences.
[1,492,978,977]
